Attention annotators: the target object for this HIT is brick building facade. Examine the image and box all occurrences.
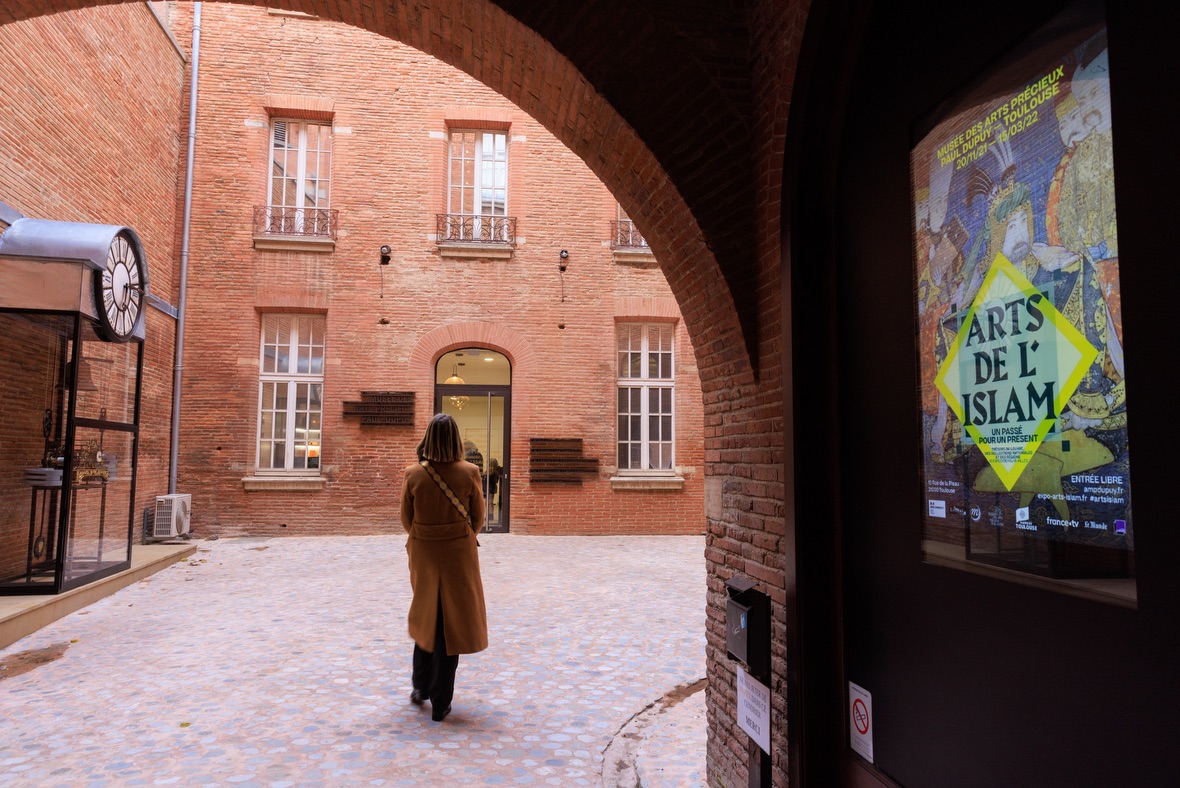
[0,3,706,550]
[2,2,775,785]
[165,3,705,536]
[0,4,185,587]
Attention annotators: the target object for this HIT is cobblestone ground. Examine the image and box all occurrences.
[0,535,705,787]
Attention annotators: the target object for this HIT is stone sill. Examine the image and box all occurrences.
[253,236,335,253]
[610,475,685,491]
[612,248,657,266]
[437,242,515,260]
[242,476,326,492]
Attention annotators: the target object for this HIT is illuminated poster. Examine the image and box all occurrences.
[912,1,1133,601]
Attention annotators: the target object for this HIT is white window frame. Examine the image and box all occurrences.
[447,130,508,240]
[267,119,333,235]
[256,314,325,475]
[616,322,676,474]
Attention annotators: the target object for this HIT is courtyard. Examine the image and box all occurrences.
[0,535,706,787]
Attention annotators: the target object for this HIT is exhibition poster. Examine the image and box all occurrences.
[912,2,1132,593]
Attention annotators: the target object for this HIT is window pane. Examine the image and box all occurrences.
[272,442,285,468]
[617,325,632,353]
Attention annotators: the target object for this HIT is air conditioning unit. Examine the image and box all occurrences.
[153,494,192,538]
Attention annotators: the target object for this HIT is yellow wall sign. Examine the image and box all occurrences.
[935,254,1097,491]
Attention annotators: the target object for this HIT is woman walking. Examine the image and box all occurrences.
[400,413,488,721]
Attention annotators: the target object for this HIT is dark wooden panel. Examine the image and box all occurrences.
[529,438,599,484]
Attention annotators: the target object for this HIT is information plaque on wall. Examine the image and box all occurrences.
[342,391,415,426]
[911,0,1133,604]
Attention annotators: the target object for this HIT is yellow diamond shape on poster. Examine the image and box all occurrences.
[935,254,1098,490]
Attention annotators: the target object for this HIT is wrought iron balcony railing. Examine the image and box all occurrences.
[437,213,517,245]
[254,206,338,239]
[610,219,649,249]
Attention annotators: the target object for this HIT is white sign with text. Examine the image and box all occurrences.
[848,681,873,763]
[736,666,771,755]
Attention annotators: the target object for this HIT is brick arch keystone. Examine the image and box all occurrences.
[3,0,753,389]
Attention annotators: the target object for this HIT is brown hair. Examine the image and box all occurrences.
[417,413,464,462]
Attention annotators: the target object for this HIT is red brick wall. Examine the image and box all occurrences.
[701,1,808,784]
[166,4,705,537]
[0,3,185,558]
[2,2,804,785]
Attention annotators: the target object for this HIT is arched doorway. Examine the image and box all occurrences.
[435,347,511,532]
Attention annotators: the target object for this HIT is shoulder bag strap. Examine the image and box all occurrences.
[420,460,471,522]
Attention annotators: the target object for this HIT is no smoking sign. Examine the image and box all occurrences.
[848,682,874,763]
[852,698,870,735]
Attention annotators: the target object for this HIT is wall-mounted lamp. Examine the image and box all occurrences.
[378,245,392,299]
[558,249,569,271]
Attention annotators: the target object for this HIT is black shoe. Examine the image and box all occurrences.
[410,689,426,706]
[431,705,451,722]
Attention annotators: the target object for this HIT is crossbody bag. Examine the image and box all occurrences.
[420,460,483,538]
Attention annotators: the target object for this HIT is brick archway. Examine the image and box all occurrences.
[2,2,804,784]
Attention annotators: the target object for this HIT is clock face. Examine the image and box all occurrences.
[96,233,143,342]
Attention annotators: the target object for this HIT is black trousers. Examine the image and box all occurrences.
[412,597,459,712]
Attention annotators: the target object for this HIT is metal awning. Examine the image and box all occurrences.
[0,218,148,340]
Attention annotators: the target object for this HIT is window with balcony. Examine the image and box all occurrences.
[611,204,655,265]
[437,130,516,258]
[254,120,336,252]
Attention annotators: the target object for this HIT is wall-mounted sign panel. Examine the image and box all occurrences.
[911,0,1133,604]
[342,391,415,426]
[736,666,771,756]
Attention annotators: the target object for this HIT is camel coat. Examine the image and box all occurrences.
[400,459,488,655]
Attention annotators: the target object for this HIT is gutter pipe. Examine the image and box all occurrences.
[169,2,201,494]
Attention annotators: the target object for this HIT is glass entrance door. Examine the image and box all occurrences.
[438,391,509,532]
[436,348,511,533]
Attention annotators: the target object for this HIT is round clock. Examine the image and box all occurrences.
[95,232,145,342]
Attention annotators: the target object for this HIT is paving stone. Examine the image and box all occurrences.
[0,535,705,787]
